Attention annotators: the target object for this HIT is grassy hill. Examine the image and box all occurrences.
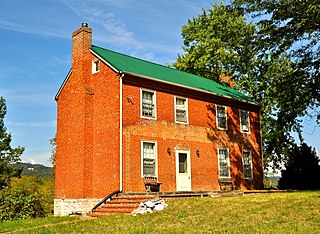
[11,162,53,177]
[1,191,319,233]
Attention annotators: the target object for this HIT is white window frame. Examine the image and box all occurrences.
[140,88,157,119]
[218,148,230,178]
[92,59,100,74]
[242,150,253,179]
[240,110,250,133]
[216,105,228,130]
[141,141,158,177]
[174,96,188,124]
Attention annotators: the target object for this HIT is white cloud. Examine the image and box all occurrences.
[22,158,37,165]
[7,121,56,129]
[0,20,68,39]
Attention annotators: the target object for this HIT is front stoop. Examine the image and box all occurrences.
[90,190,243,217]
[90,195,156,217]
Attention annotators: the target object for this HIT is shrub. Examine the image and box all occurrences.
[278,143,320,190]
[0,186,46,221]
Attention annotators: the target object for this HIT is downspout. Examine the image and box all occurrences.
[119,72,124,192]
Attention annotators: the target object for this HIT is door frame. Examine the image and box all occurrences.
[175,149,191,191]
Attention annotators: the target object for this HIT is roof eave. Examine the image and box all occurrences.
[122,71,261,107]
[55,69,72,101]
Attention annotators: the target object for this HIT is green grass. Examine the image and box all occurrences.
[1,191,319,233]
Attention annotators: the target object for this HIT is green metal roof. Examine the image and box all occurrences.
[91,45,259,105]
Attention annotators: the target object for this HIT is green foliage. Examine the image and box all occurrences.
[233,0,320,124]
[0,96,25,188]
[264,176,279,189]
[10,176,55,215]
[49,137,56,177]
[174,4,256,81]
[0,186,45,221]
[174,2,319,169]
[278,143,320,190]
[11,162,53,177]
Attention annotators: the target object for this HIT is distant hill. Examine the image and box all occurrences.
[11,162,53,177]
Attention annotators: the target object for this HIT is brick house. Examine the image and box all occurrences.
[54,23,263,215]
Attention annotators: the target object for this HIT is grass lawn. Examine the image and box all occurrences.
[1,191,319,233]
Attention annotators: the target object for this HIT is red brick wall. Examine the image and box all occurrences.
[56,26,263,200]
[122,75,263,192]
[55,25,121,199]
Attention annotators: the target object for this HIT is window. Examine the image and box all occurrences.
[92,59,100,73]
[218,148,230,178]
[178,153,188,173]
[175,97,188,124]
[141,89,156,118]
[240,110,250,133]
[141,141,157,177]
[216,105,227,129]
[242,150,252,179]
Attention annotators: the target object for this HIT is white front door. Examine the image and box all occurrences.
[176,150,191,191]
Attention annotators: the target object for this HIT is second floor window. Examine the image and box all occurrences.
[175,97,188,124]
[141,89,156,118]
[240,110,250,133]
[216,105,227,129]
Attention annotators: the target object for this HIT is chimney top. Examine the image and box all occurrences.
[82,22,88,28]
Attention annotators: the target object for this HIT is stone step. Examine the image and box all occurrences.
[99,203,139,209]
[116,195,155,200]
[108,199,145,204]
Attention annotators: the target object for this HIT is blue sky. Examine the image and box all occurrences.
[0,0,319,166]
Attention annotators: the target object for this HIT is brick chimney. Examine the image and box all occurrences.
[219,74,234,88]
[72,23,92,70]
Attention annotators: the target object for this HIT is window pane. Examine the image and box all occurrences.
[143,142,156,176]
[142,91,155,117]
[175,97,187,123]
[176,109,186,122]
[241,111,249,132]
[219,149,230,177]
[143,158,155,175]
[179,153,188,173]
[217,106,227,129]
[243,151,252,178]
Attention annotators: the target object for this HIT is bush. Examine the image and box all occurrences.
[10,176,55,214]
[278,143,320,190]
[0,186,46,221]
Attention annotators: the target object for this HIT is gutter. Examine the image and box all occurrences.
[119,72,124,192]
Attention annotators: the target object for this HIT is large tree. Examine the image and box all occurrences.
[0,97,24,188]
[174,3,316,169]
[234,0,320,123]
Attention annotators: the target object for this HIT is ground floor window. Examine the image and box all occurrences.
[141,141,157,177]
[242,150,253,179]
[218,148,230,178]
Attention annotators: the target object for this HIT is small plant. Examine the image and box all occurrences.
[177,210,188,218]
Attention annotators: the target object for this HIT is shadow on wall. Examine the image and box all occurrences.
[206,103,264,190]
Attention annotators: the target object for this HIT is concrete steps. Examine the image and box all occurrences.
[90,195,155,217]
